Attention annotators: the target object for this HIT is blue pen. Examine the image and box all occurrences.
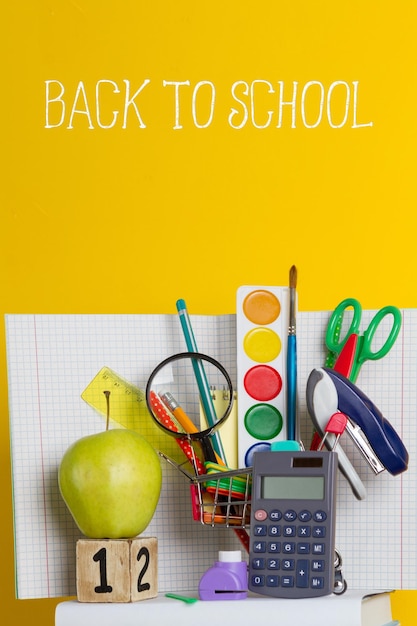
[286,266,297,442]
[176,298,227,464]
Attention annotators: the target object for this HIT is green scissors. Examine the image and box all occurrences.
[325,298,402,383]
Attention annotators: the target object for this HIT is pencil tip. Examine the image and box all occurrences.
[289,265,297,289]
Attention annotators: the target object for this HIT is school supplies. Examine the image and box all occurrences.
[198,550,248,600]
[145,351,251,552]
[176,299,226,463]
[286,265,298,442]
[325,298,402,383]
[236,286,291,467]
[6,310,413,598]
[204,461,251,500]
[190,462,252,530]
[324,368,407,475]
[307,368,367,500]
[164,593,199,604]
[306,367,408,497]
[149,390,206,475]
[248,450,338,598]
[317,411,348,451]
[80,366,185,464]
[145,352,233,465]
[200,388,238,469]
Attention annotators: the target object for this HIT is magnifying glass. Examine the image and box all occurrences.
[145,352,234,468]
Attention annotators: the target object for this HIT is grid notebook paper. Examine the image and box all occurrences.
[5,311,416,599]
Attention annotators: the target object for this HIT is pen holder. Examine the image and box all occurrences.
[159,451,252,529]
[191,465,252,528]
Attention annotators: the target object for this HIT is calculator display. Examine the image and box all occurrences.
[261,475,325,500]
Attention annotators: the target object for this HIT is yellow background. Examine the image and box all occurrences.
[2,1,416,623]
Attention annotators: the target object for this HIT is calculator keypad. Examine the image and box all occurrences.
[249,508,331,597]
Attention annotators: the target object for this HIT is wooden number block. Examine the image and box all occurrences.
[77,539,130,603]
[130,537,158,602]
[76,537,158,603]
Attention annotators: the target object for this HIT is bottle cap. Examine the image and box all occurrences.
[218,550,241,562]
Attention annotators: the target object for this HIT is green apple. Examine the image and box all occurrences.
[58,419,162,539]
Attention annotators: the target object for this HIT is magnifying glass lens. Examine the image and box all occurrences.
[145,352,233,441]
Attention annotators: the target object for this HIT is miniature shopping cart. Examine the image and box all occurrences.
[159,452,252,529]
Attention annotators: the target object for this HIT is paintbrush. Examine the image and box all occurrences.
[287,265,297,441]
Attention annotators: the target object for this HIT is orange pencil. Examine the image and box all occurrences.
[159,391,225,466]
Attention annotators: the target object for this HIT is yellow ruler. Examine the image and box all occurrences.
[200,390,238,469]
[81,366,183,463]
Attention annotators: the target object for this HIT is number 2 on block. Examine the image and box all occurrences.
[136,546,151,592]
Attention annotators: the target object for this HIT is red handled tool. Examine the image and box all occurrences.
[318,412,348,451]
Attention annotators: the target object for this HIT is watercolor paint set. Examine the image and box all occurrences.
[236,285,292,467]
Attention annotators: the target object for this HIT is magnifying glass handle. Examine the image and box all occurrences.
[200,437,219,464]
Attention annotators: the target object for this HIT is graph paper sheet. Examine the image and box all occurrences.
[5,311,416,598]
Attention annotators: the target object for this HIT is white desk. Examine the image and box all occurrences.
[55,590,398,626]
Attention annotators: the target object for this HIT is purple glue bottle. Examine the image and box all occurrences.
[198,550,248,601]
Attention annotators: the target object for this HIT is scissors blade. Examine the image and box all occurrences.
[333,333,358,379]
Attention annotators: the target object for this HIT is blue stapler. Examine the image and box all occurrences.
[306,367,408,499]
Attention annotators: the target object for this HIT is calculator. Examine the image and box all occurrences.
[248,450,338,598]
